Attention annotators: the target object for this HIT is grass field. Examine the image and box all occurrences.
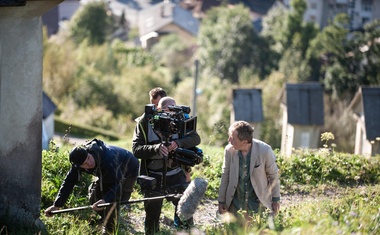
[34,138,380,234]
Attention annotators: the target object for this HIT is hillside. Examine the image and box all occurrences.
[39,141,380,234]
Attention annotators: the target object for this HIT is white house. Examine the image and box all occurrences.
[348,86,380,157]
[279,83,324,157]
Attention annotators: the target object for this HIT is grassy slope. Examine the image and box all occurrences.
[39,138,380,235]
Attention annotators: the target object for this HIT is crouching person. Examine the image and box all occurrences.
[44,138,139,235]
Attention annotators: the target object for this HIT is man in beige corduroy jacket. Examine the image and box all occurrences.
[218,121,281,220]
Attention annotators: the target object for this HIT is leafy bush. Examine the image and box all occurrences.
[278,149,380,189]
[278,185,380,234]
[41,141,97,234]
[41,141,93,209]
[69,1,112,46]
[40,138,380,234]
[55,116,121,140]
[191,144,224,199]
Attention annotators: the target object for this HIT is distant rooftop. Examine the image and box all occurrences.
[229,0,276,15]
[139,1,199,37]
[43,92,57,119]
[232,88,263,123]
[349,86,380,141]
[114,0,162,10]
[0,0,26,6]
[284,83,324,126]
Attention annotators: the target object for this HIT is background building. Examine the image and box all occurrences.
[348,86,380,157]
[231,88,264,139]
[282,0,380,30]
[280,83,325,156]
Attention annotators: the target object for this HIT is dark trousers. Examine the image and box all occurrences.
[143,192,164,235]
[89,176,137,235]
[142,168,192,234]
[143,192,193,235]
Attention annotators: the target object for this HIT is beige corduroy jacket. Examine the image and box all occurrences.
[217,138,281,211]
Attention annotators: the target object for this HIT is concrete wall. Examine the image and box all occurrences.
[292,125,321,149]
[281,107,321,157]
[282,123,321,157]
[230,110,262,140]
[251,123,261,140]
[281,106,292,156]
[0,0,62,232]
[354,113,380,157]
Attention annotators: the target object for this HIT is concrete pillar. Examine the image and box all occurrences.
[0,0,62,232]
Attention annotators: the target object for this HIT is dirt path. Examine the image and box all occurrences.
[123,193,326,234]
[124,198,220,234]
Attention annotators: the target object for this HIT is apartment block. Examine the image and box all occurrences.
[282,0,380,30]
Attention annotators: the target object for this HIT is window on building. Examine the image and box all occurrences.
[362,1,372,11]
[310,2,317,9]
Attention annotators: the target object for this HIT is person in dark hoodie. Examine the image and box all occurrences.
[44,138,139,235]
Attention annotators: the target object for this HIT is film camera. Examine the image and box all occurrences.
[144,103,203,166]
[144,104,197,138]
[137,104,204,192]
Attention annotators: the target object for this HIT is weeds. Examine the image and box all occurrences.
[38,140,380,234]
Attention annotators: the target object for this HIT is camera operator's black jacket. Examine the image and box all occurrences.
[132,113,201,176]
[53,139,139,207]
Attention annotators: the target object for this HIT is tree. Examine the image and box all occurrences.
[251,32,280,80]
[309,14,380,100]
[358,19,380,86]
[197,4,255,84]
[307,15,380,152]
[43,30,78,100]
[262,0,306,55]
[150,34,195,84]
[262,0,319,82]
[69,1,113,46]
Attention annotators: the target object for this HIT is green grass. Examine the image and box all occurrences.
[55,116,122,141]
[37,139,380,235]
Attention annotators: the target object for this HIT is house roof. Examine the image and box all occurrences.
[200,0,222,13]
[183,0,276,16]
[348,86,380,141]
[284,83,324,126]
[0,0,26,7]
[232,88,264,122]
[114,0,160,10]
[42,6,59,36]
[43,92,57,119]
[139,1,199,37]
[229,0,277,15]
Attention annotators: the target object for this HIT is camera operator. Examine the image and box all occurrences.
[149,87,167,108]
[132,96,201,235]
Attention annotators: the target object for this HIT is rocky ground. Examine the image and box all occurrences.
[121,193,327,235]
[122,198,220,234]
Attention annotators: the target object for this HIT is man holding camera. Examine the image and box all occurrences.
[132,96,201,235]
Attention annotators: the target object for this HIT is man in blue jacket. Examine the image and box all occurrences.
[44,138,139,235]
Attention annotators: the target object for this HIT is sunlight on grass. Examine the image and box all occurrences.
[40,141,380,234]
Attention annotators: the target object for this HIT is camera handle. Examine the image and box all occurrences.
[161,136,171,190]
